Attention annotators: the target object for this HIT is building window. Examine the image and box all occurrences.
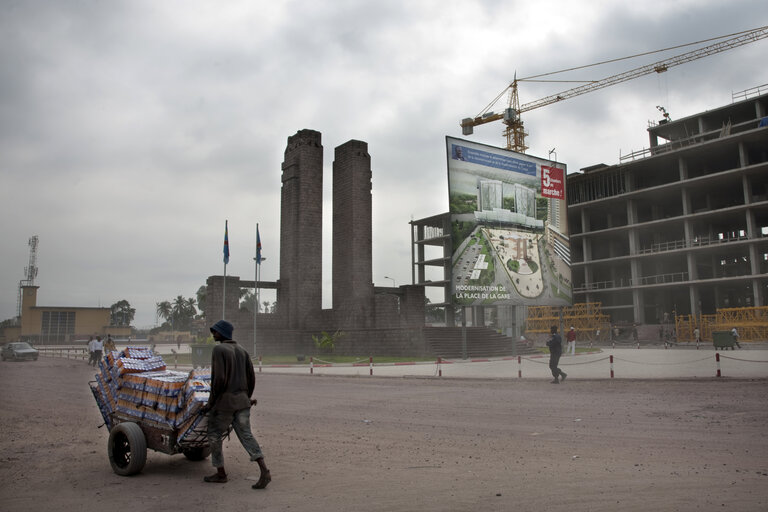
[41,311,76,337]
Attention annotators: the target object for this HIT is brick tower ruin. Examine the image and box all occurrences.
[332,139,374,328]
[206,129,425,356]
[278,129,324,330]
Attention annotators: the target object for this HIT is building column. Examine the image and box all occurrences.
[752,278,765,307]
[688,284,701,319]
[633,288,644,324]
[739,141,749,169]
[749,241,762,307]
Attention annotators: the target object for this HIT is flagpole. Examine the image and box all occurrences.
[253,223,263,356]
[222,220,229,321]
[253,223,258,356]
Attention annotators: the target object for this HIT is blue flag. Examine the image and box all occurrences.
[256,226,262,264]
[223,220,230,264]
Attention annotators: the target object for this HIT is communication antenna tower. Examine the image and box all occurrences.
[16,236,40,320]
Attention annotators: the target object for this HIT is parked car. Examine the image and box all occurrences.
[1,341,39,361]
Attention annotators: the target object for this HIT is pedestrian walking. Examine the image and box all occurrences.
[202,320,271,489]
[104,334,116,353]
[86,336,96,365]
[546,325,567,384]
[566,326,576,355]
[92,336,104,367]
[731,327,742,349]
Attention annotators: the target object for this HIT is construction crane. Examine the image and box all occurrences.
[460,25,768,153]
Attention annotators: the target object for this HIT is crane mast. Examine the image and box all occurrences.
[461,25,768,153]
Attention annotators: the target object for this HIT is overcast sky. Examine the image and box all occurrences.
[2,1,767,329]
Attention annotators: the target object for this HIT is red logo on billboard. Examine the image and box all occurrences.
[541,166,564,200]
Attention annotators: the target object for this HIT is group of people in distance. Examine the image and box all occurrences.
[87,334,116,366]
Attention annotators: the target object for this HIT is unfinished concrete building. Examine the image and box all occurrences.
[566,88,768,325]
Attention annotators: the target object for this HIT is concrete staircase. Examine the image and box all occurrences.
[422,326,538,359]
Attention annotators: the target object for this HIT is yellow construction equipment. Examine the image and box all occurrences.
[677,307,768,342]
[461,25,768,153]
[526,302,609,340]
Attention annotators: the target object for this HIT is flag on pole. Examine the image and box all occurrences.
[223,220,230,264]
[256,225,262,264]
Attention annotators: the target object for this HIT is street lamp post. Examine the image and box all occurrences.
[384,276,396,287]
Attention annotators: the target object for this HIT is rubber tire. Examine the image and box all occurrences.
[182,446,212,461]
[108,422,147,476]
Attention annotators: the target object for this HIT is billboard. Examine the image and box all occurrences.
[447,136,571,307]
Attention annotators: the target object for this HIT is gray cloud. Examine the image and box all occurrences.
[2,0,767,327]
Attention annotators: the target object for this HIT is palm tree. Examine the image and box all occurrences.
[156,301,172,326]
[170,295,197,330]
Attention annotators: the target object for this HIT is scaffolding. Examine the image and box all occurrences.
[675,307,768,342]
[526,302,610,340]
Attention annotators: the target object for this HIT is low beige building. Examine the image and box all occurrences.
[1,286,130,344]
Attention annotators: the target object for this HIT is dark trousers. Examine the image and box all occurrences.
[549,350,564,378]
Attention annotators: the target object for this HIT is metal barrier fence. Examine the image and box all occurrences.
[36,345,768,379]
[37,345,88,361]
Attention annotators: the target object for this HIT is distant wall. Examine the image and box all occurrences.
[243,327,428,358]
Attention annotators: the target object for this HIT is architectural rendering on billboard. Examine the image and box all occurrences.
[446,136,572,307]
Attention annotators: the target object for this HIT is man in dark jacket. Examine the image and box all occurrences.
[203,320,271,489]
[546,325,567,384]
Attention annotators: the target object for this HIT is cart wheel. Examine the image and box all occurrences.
[108,422,147,476]
[182,446,211,461]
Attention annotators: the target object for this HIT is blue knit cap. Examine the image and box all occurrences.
[210,320,234,340]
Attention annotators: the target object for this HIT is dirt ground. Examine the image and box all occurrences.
[1,357,767,512]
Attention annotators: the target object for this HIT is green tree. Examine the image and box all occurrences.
[312,330,345,353]
[171,295,197,330]
[156,301,172,326]
[240,290,257,312]
[110,299,136,326]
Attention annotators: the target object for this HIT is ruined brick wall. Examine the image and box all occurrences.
[400,285,426,328]
[206,275,243,328]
